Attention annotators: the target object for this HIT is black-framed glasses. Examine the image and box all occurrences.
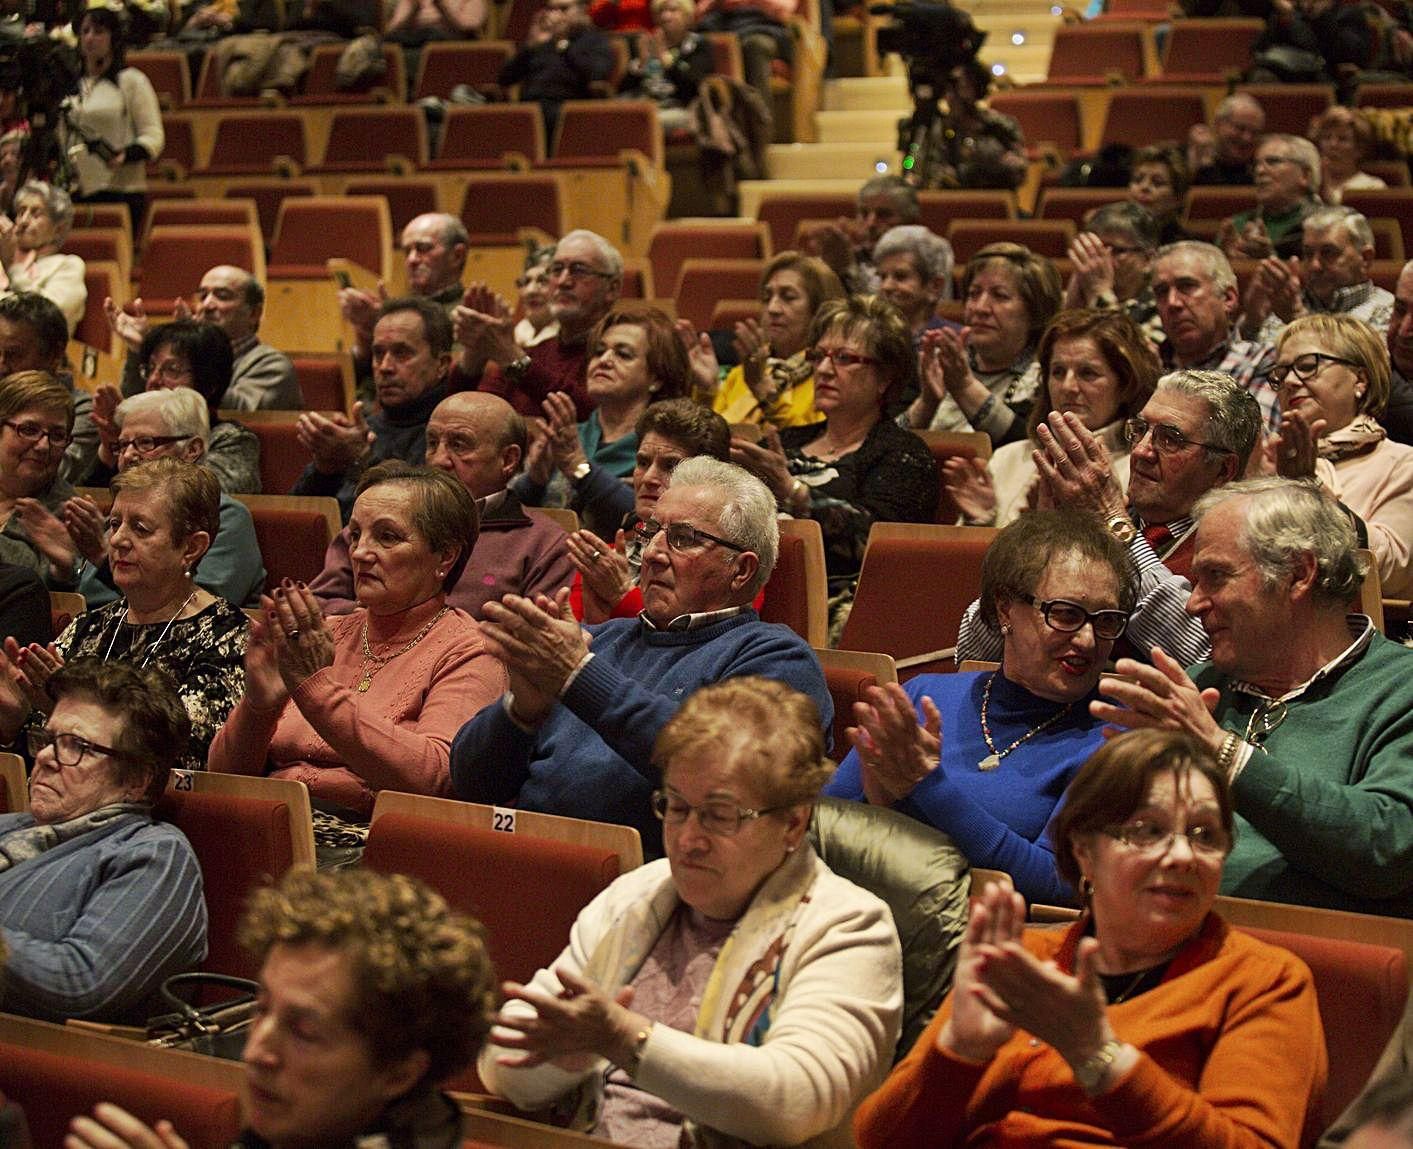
[635,518,747,554]
[548,260,613,282]
[1106,818,1231,857]
[804,346,880,369]
[3,420,71,447]
[1124,416,1234,457]
[1265,352,1362,392]
[1018,593,1128,641]
[651,789,784,836]
[115,434,188,456]
[27,728,124,768]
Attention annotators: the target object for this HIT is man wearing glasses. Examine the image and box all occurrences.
[449,456,831,858]
[450,229,622,424]
[1093,477,1413,916]
[956,369,1262,668]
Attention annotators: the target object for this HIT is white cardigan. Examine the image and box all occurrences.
[479,846,903,1148]
[67,68,164,196]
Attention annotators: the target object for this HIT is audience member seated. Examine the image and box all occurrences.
[499,0,613,137]
[732,295,940,640]
[340,214,468,399]
[211,463,504,850]
[618,0,711,133]
[312,392,574,619]
[1095,476,1413,915]
[0,182,85,337]
[1311,106,1387,205]
[480,677,902,1145]
[873,225,956,352]
[0,658,206,1024]
[513,244,558,350]
[694,0,793,132]
[450,457,832,857]
[1152,241,1278,429]
[801,174,922,295]
[0,558,50,649]
[64,390,266,608]
[66,3,163,231]
[0,370,78,585]
[854,729,1327,1147]
[1271,313,1413,597]
[515,302,689,539]
[946,309,1160,528]
[681,251,843,430]
[1193,93,1265,186]
[67,867,496,1149]
[1388,261,1413,445]
[920,60,1026,191]
[0,293,97,484]
[956,369,1262,667]
[453,229,622,423]
[12,459,248,769]
[567,397,730,621]
[109,266,300,411]
[1128,143,1192,248]
[1241,207,1395,343]
[828,511,1136,904]
[1063,203,1164,348]
[1248,0,1391,97]
[294,298,450,521]
[1218,134,1322,263]
[93,319,261,494]
[387,0,486,90]
[900,242,1062,443]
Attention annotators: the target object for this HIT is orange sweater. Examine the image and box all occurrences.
[854,914,1327,1149]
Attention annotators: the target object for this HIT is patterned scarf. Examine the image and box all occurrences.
[0,801,150,873]
[1320,413,1387,463]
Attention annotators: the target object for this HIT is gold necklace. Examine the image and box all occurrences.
[356,606,449,693]
[977,672,1077,771]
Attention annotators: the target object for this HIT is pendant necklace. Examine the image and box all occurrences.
[977,671,1076,771]
[102,588,198,670]
[357,606,449,692]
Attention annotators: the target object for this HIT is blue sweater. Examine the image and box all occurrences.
[450,610,832,858]
[0,812,207,1024]
[825,671,1106,905]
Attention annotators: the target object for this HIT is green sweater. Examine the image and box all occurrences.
[1192,633,1413,916]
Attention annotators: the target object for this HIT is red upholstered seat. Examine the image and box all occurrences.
[1047,22,1154,84]
[817,652,897,759]
[413,39,514,100]
[364,811,622,1093]
[1099,88,1209,149]
[290,42,405,104]
[240,499,342,592]
[760,519,827,648]
[1157,18,1264,82]
[989,90,1083,158]
[674,259,766,330]
[223,180,319,248]
[290,357,345,412]
[430,105,546,169]
[232,416,310,495]
[267,197,392,281]
[647,220,771,301]
[199,113,308,175]
[309,107,429,174]
[756,192,856,254]
[459,173,564,247]
[947,219,1075,263]
[1235,83,1335,136]
[1239,926,1407,1134]
[140,226,262,313]
[156,789,296,980]
[0,1041,241,1149]
[343,178,441,236]
[128,50,191,108]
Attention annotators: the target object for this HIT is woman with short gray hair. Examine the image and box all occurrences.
[0,181,86,336]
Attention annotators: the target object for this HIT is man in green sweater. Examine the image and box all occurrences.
[1092,475,1413,916]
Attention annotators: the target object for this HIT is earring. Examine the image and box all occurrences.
[1080,876,1094,903]
[1000,623,1012,636]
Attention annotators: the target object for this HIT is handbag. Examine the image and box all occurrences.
[146,972,259,1060]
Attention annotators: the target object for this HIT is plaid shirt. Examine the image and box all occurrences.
[1164,329,1279,432]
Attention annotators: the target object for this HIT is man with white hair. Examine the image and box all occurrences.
[449,228,622,422]
[1219,134,1323,261]
[1095,476,1413,916]
[449,457,831,857]
[1240,206,1396,342]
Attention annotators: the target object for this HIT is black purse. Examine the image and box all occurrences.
[146,972,259,1061]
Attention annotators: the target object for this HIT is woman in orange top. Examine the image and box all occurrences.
[854,729,1327,1149]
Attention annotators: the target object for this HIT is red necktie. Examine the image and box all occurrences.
[1143,524,1172,550]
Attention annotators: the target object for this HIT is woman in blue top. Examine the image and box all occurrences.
[513,302,689,540]
[826,510,1136,904]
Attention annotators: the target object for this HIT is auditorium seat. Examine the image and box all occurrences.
[1036,187,1127,226]
[291,356,353,412]
[128,49,191,108]
[1342,189,1413,251]
[233,494,343,591]
[154,113,197,178]
[413,38,514,100]
[1157,18,1264,82]
[0,752,26,814]
[222,179,319,247]
[309,107,429,174]
[62,226,131,287]
[342,177,441,235]
[199,112,308,176]
[917,429,992,524]
[756,191,857,253]
[647,219,771,300]
[989,90,1084,158]
[143,198,261,249]
[544,99,663,169]
[291,41,406,104]
[140,225,265,313]
[427,103,546,169]
[947,219,1075,263]
[674,258,766,329]
[1046,22,1156,84]
[813,647,898,758]
[1185,186,1259,221]
[459,172,564,245]
[77,261,125,359]
[708,299,761,331]
[762,517,828,648]
[1235,83,1335,136]
[267,196,393,281]
[1099,88,1209,149]
[231,411,312,494]
[917,190,1017,234]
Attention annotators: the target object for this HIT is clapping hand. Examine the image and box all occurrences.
[68,1102,190,1149]
[265,580,336,692]
[941,456,996,524]
[847,682,940,806]
[566,528,633,623]
[675,318,720,398]
[493,966,642,1070]
[297,404,373,475]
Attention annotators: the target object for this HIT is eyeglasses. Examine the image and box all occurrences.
[3,420,71,447]
[142,359,193,382]
[651,789,784,837]
[1124,416,1234,457]
[547,260,613,282]
[1253,154,1298,169]
[1265,352,1362,392]
[1017,593,1128,641]
[116,434,188,456]
[1102,242,1147,258]
[27,728,124,767]
[635,518,747,554]
[804,346,880,369]
[1106,818,1231,857]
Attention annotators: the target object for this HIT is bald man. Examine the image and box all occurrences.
[111,264,300,410]
[308,391,575,618]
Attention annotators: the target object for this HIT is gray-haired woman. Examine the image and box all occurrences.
[0,181,86,336]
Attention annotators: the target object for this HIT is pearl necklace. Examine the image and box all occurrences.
[356,606,449,692]
[977,672,1077,771]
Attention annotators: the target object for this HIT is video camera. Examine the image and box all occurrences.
[870,0,985,91]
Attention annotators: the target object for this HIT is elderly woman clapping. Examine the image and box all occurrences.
[208,462,506,845]
[0,370,78,584]
[855,729,1327,1148]
[480,677,903,1148]
[0,182,86,336]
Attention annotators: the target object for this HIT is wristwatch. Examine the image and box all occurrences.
[1106,515,1137,544]
[1073,1038,1125,1094]
[570,461,592,483]
[504,354,532,381]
